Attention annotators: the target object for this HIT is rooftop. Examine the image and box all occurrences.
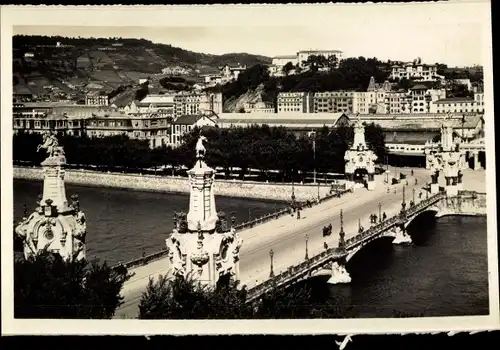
[139,94,175,105]
[219,112,347,122]
[298,49,343,54]
[434,97,475,104]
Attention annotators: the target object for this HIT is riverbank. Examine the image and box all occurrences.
[13,166,332,202]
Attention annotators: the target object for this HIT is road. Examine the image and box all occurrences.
[114,167,431,319]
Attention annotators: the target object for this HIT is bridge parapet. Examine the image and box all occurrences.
[246,246,345,302]
[246,192,448,301]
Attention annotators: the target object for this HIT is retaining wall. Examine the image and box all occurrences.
[13,166,332,202]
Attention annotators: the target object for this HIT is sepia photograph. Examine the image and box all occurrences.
[1,1,498,335]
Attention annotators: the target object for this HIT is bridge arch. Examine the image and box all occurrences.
[344,232,397,263]
[404,206,440,229]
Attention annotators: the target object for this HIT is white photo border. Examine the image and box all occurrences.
[1,2,498,335]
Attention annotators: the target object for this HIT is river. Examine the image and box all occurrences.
[13,179,489,317]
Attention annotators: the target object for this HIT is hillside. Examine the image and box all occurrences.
[12,35,271,100]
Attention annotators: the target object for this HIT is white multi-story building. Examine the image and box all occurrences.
[297,50,343,67]
[313,91,354,113]
[243,101,275,114]
[407,84,446,113]
[277,92,314,113]
[431,93,485,114]
[85,90,110,106]
[390,62,439,81]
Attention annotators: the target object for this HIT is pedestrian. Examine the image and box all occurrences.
[415,178,418,185]
[297,210,301,220]
[324,242,328,250]
[383,212,387,221]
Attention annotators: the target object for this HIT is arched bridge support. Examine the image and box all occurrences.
[391,224,412,245]
[327,260,351,284]
[403,206,441,230]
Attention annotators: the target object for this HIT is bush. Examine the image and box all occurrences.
[14,251,132,319]
[138,274,354,319]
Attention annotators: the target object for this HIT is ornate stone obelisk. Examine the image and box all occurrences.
[436,116,465,197]
[14,133,87,261]
[344,115,378,191]
[166,135,243,287]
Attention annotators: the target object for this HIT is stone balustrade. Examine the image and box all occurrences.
[14,166,331,202]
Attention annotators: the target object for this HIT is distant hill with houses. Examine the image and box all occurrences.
[12,35,271,102]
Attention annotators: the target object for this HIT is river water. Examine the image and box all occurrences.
[13,179,489,317]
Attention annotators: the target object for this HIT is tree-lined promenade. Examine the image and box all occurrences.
[13,123,387,182]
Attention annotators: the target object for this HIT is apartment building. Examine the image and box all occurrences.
[390,62,439,82]
[243,101,275,114]
[84,109,172,148]
[170,114,218,147]
[13,102,104,136]
[85,90,110,106]
[297,50,343,67]
[313,91,354,113]
[431,93,485,114]
[407,84,446,113]
[269,55,299,77]
[277,92,314,113]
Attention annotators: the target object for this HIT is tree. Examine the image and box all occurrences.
[282,61,295,76]
[14,251,132,319]
[138,274,353,319]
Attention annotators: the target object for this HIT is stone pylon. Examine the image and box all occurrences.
[14,133,87,261]
[166,136,243,287]
[344,115,378,191]
[436,118,465,197]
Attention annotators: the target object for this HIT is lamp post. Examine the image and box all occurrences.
[378,202,382,223]
[269,249,275,278]
[339,209,345,248]
[401,185,406,212]
[312,131,317,185]
[412,187,416,204]
[305,234,309,260]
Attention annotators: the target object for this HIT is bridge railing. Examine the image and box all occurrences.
[113,188,355,271]
[246,247,345,301]
[111,249,169,271]
[247,191,448,297]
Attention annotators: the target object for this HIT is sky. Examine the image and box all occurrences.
[11,1,490,67]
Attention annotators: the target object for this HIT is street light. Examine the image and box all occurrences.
[378,202,382,223]
[305,234,309,260]
[412,187,416,204]
[269,249,275,278]
[401,185,406,212]
[311,131,317,185]
[339,209,345,248]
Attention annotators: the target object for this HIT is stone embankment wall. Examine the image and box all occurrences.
[438,192,487,217]
[13,166,331,202]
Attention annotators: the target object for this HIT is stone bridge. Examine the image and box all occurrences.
[245,190,466,303]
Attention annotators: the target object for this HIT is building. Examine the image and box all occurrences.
[269,55,299,77]
[12,102,107,135]
[243,101,275,114]
[313,91,354,113]
[170,114,218,147]
[220,64,247,81]
[174,92,223,117]
[84,109,172,148]
[297,50,343,67]
[217,112,350,136]
[277,92,314,113]
[407,84,446,113]
[135,94,176,118]
[431,94,485,114]
[85,90,110,106]
[390,61,439,81]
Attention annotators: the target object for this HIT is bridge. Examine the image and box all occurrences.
[114,168,464,318]
[244,191,447,302]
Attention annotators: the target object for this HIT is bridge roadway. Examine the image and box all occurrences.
[114,168,431,319]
